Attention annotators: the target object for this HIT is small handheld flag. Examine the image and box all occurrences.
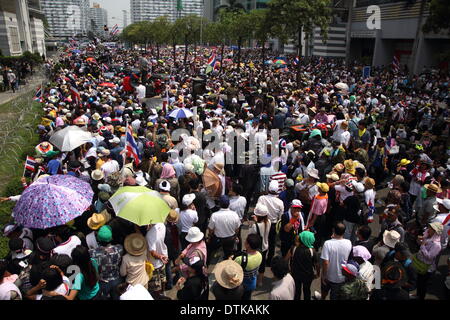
[25,156,36,172]
[126,125,141,165]
[33,86,43,102]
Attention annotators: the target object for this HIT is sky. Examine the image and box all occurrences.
[91,0,130,29]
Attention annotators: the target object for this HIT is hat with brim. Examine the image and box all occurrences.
[213,260,244,289]
[383,230,401,248]
[398,159,411,167]
[333,163,345,173]
[424,183,442,194]
[124,233,148,256]
[316,182,329,193]
[185,227,204,243]
[91,169,104,181]
[326,173,340,181]
[87,212,107,230]
[428,222,443,235]
[344,159,356,175]
[364,177,375,189]
[306,168,319,180]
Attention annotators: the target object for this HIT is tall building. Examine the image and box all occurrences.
[89,3,108,37]
[40,0,90,39]
[0,0,46,56]
[131,0,204,23]
[123,10,128,28]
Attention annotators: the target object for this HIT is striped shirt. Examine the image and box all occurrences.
[270,172,287,194]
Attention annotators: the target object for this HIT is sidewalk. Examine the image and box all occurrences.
[0,72,46,106]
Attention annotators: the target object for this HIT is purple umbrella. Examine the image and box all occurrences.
[13,175,93,229]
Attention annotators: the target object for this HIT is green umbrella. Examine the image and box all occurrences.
[109,186,170,226]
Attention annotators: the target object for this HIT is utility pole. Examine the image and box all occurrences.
[345,0,355,67]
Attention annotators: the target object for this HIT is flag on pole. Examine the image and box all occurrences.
[110,24,119,35]
[33,86,43,102]
[162,88,169,112]
[126,125,141,165]
[293,56,300,66]
[25,156,36,172]
[392,55,400,73]
[443,213,450,236]
[101,63,109,72]
[70,86,81,106]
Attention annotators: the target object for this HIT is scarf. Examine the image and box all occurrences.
[160,163,176,179]
[358,128,366,138]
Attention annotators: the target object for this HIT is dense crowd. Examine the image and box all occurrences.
[0,41,449,301]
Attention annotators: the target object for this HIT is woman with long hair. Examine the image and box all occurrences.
[62,245,100,300]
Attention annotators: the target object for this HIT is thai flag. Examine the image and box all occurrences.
[126,125,141,165]
[293,56,300,66]
[443,214,450,236]
[25,156,36,172]
[111,24,119,35]
[33,86,43,102]
[207,53,217,68]
[218,97,225,108]
[162,89,169,112]
[101,63,109,72]
[392,56,400,73]
[70,86,81,105]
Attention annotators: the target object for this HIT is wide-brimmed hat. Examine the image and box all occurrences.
[424,183,442,194]
[352,245,371,261]
[344,159,356,175]
[316,182,329,193]
[185,227,204,243]
[398,159,411,167]
[381,263,407,288]
[213,260,244,289]
[434,198,450,212]
[254,203,269,216]
[333,163,345,173]
[87,212,107,230]
[383,230,401,248]
[124,233,148,256]
[91,169,104,181]
[135,176,148,186]
[306,168,319,180]
[428,222,443,235]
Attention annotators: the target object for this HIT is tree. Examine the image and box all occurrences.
[204,18,232,73]
[249,9,272,64]
[268,0,333,85]
[173,14,202,69]
[152,16,171,60]
[422,0,450,34]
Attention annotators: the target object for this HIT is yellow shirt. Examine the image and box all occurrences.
[96,159,105,170]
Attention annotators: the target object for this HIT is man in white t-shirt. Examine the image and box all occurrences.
[432,198,450,248]
[136,82,146,101]
[206,195,241,265]
[320,222,352,300]
[52,234,82,257]
[146,223,168,297]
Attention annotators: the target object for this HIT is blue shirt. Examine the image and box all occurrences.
[47,159,61,175]
[72,258,100,300]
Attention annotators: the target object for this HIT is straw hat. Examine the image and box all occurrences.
[344,159,356,175]
[87,212,107,230]
[364,177,375,189]
[213,260,244,289]
[340,121,349,130]
[333,163,345,173]
[166,209,179,223]
[91,169,104,181]
[428,222,443,235]
[124,233,148,256]
[306,168,319,180]
[424,183,442,194]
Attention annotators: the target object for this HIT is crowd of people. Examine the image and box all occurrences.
[0,40,449,301]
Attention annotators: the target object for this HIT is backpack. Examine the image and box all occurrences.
[254,222,264,252]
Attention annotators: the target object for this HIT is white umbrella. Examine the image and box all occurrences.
[335,82,349,92]
[49,126,93,152]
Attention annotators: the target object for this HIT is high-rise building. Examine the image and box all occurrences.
[89,3,108,37]
[131,0,204,23]
[40,0,90,38]
[0,0,46,56]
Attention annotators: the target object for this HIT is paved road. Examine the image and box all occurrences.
[166,187,449,300]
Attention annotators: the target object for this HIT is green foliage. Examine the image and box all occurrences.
[423,0,450,34]
[173,14,203,45]
[0,51,43,67]
[267,0,333,48]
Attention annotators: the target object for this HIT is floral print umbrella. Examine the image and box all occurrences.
[13,175,93,229]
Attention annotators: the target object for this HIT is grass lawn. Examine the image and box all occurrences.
[0,92,43,257]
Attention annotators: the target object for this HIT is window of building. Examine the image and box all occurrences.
[9,27,21,53]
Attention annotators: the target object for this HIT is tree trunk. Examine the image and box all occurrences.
[297,25,303,88]
[237,37,242,73]
[157,44,160,60]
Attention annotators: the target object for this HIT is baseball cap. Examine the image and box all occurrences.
[291,199,303,208]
